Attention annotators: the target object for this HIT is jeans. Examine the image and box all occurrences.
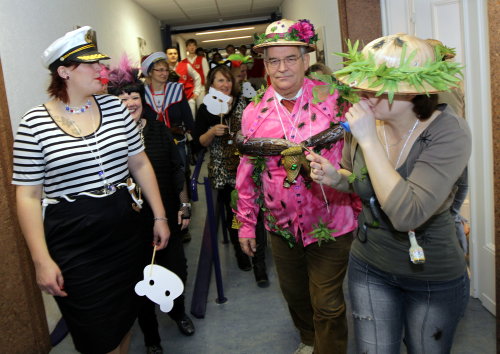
[348,255,469,354]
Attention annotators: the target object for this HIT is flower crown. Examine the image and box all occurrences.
[254,19,318,46]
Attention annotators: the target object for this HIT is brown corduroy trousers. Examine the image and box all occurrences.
[270,232,353,354]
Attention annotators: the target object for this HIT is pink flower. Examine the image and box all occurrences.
[289,19,315,42]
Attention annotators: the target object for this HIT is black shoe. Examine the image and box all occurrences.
[253,264,269,288]
[176,314,195,336]
[236,253,252,271]
[146,344,163,354]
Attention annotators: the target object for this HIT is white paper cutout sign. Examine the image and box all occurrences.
[135,264,184,313]
[241,81,257,98]
[203,87,231,116]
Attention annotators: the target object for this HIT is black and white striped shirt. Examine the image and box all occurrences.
[12,95,144,198]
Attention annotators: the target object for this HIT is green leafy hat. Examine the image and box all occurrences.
[334,33,463,102]
[253,19,318,53]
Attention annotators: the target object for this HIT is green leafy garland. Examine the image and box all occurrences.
[247,156,296,248]
[248,156,267,187]
[247,156,342,248]
[262,210,296,248]
[251,85,267,105]
[334,39,463,103]
[347,166,368,183]
[309,219,338,246]
[311,72,360,117]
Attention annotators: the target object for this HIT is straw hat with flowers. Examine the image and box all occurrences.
[253,19,318,53]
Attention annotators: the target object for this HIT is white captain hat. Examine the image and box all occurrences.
[41,26,110,72]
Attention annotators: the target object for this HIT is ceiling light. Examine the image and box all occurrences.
[202,36,252,43]
[196,27,255,36]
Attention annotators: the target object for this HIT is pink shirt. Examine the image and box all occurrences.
[235,78,360,246]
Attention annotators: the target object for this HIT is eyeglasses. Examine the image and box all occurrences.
[265,55,302,68]
[152,68,169,73]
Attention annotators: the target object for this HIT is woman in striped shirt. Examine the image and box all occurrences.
[12,27,169,354]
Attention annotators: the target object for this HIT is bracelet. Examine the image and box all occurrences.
[181,202,192,208]
[153,217,168,222]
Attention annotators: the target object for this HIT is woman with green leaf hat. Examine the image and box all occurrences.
[307,33,470,353]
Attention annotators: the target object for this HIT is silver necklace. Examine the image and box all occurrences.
[66,104,116,194]
[384,126,415,148]
[383,119,419,167]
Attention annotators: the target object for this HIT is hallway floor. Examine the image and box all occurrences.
[49,163,495,354]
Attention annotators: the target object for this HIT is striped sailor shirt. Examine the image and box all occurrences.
[12,94,144,198]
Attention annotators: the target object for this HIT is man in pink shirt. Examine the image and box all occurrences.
[235,19,359,354]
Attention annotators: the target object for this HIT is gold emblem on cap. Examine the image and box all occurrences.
[77,53,108,61]
[61,44,95,60]
[85,30,94,44]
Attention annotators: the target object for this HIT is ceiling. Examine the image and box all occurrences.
[174,23,269,51]
[133,0,284,49]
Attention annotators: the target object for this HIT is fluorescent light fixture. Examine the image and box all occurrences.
[202,36,252,43]
[196,27,255,36]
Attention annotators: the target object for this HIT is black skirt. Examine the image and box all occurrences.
[44,188,143,353]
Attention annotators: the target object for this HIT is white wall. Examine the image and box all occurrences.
[0,0,164,131]
[281,0,343,71]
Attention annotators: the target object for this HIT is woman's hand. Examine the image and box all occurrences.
[345,99,378,148]
[178,210,191,230]
[307,151,343,188]
[153,219,170,250]
[35,258,68,297]
[211,124,229,136]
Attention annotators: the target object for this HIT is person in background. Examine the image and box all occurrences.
[166,47,202,119]
[210,51,224,66]
[235,19,360,354]
[13,26,169,354]
[141,52,194,174]
[108,59,195,354]
[305,62,333,77]
[227,53,251,87]
[246,49,266,90]
[239,44,248,56]
[196,47,206,58]
[141,52,194,243]
[183,38,209,107]
[227,58,270,287]
[193,64,271,285]
[231,63,248,87]
[225,44,236,58]
[308,33,470,353]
